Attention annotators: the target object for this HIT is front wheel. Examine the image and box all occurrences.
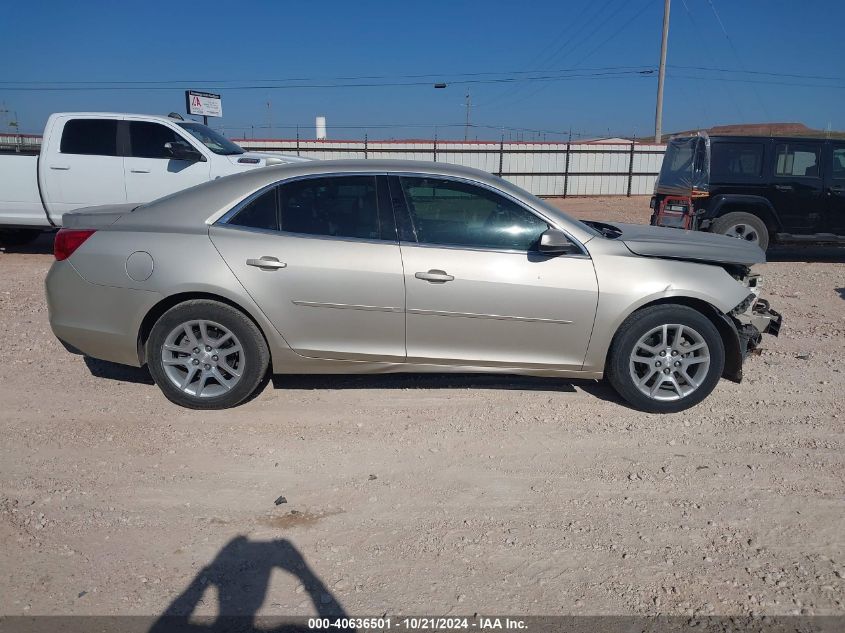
[147,300,270,410]
[606,305,725,413]
[711,212,770,251]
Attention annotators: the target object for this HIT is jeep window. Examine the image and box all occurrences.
[657,137,707,191]
[774,144,821,178]
[711,142,764,180]
[832,148,845,179]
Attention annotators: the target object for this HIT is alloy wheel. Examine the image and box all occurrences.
[723,223,760,244]
[161,320,245,398]
[628,323,711,402]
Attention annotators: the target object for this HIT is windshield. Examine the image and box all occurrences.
[177,122,244,155]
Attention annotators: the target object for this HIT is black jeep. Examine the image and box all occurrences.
[650,134,845,250]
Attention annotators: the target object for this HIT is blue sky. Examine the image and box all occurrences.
[2,0,843,139]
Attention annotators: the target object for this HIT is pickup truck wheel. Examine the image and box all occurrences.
[146,300,270,410]
[0,229,41,247]
[711,212,769,250]
[606,305,725,413]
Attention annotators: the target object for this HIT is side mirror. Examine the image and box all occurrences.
[538,228,580,255]
[164,141,205,162]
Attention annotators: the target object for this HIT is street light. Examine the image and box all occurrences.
[432,83,471,140]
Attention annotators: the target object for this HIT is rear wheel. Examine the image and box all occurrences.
[606,305,725,413]
[147,300,269,410]
[711,212,769,250]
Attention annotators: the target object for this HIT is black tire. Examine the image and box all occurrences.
[711,212,770,251]
[606,304,725,414]
[146,300,270,410]
[0,229,42,247]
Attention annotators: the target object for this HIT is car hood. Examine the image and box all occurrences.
[613,222,765,266]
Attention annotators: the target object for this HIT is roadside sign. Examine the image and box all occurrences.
[185,90,222,118]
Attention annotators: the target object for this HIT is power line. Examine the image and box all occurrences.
[2,64,839,89]
[0,69,656,92]
[704,0,771,119]
[0,65,656,86]
[488,0,660,111]
[667,73,845,89]
[670,65,845,82]
[482,0,627,108]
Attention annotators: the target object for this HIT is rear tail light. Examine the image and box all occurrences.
[54,229,97,261]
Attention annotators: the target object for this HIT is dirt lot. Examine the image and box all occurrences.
[1,196,843,619]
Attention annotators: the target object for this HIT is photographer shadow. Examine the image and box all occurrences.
[149,536,348,633]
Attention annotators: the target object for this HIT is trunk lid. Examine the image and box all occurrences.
[61,203,138,229]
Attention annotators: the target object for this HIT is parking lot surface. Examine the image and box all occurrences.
[1,196,843,617]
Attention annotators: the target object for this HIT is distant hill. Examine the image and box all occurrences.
[643,123,845,142]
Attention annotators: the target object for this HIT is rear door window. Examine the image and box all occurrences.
[710,142,764,181]
[279,176,386,240]
[60,119,119,156]
[774,143,822,178]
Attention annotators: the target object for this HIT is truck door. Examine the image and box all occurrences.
[826,142,845,235]
[41,118,126,215]
[767,142,825,234]
[123,121,211,203]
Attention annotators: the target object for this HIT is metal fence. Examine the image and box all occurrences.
[237,138,667,197]
[0,133,667,197]
[0,133,41,154]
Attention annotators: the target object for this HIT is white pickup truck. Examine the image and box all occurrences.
[0,112,309,245]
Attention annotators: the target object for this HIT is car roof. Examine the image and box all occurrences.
[119,159,597,243]
[52,112,194,124]
[670,134,834,144]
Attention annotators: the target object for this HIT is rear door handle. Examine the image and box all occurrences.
[246,256,287,270]
[774,184,793,191]
[830,186,845,194]
[415,269,454,283]
[49,165,70,170]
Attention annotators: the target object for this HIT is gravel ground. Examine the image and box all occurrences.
[1,196,843,619]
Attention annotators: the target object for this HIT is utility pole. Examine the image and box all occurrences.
[654,0,671,143]
[464,91,472,141]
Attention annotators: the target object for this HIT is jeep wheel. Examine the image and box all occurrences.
[711,212,769,250]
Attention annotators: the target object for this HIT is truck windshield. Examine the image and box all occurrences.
[176,122,244,156]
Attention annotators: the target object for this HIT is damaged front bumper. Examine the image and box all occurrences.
[717,273,782,383]
[730,273,782,354]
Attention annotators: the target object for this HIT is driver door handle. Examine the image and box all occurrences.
[130,169,151,174]
[246,256,287,270]
[774,184,793,192]
[415,269,454,283]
